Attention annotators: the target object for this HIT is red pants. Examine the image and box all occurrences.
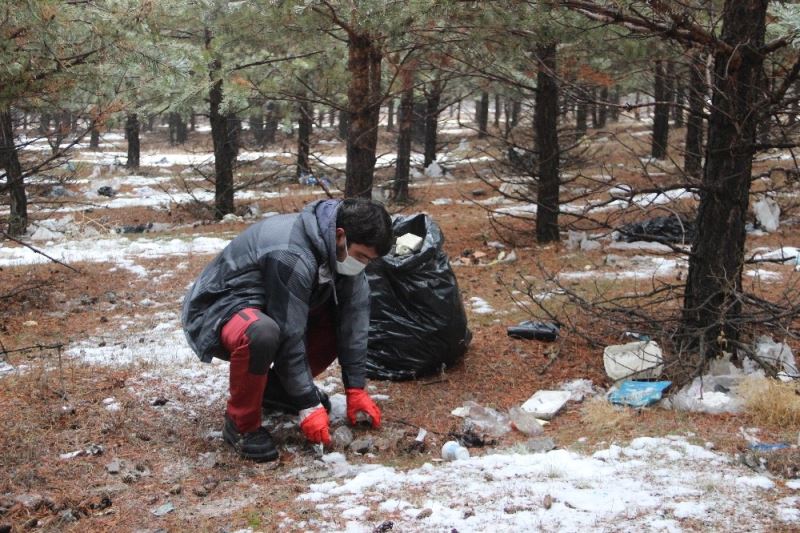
[220,305,336,432]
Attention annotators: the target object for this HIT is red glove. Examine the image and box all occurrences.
[346,388,382,428]
[299,406,331,445]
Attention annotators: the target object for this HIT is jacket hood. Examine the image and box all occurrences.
[302,199,341,269]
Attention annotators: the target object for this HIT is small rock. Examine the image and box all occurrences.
[543,494,553,509]
[471,189,487,197]
[168,485,182,495]
[349,438,374,454]
[198,452,217,469]
[192,486,208,498]
[373,520,394,532]
[22,320,38,327]
[151,502,174,517]
[524,437,556,454]
[462,509,475,519]
[97,186,115,197]
[15,493,43,510]
[416,508,433,520]
[151,397,168,407]
[332,426,354,449]
[59,509,78,523]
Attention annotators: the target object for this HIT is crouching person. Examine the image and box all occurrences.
[182,198,392,461]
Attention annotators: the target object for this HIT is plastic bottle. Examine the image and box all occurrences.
[441,440,470,461]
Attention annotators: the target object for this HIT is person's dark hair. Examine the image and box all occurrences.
[336,198,393,256]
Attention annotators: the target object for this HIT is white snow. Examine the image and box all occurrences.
[283,436,790,531]
[469,296,495,315]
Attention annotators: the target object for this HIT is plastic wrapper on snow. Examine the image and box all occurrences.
[753,196,780,232]
[753,335,798,381]
[366,214,472,380]
[664,374,744,414]
[603,341,663,381]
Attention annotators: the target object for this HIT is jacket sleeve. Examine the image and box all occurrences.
[260,250,319,409]
[335,273,370,389]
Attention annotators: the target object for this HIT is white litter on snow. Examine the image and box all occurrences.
[0,234,230,273]
[425,161,443,178]
[745,269,783,282]
[283,436,792,531]
[753,196,781,232]
[559,256,682,281]
[520,390,572,420]
[431,198,453,206]
[751,246,799,264]
[469,296,495,315]
[102,397,121,412]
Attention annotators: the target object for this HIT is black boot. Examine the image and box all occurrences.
[222,415,279,462]
[262,371,331,414]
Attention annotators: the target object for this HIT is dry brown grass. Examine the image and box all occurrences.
[579,397,636,434]
[739,376,800,429]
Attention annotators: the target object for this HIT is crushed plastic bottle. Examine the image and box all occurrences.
[463,401,511,436]
[507,320,559,342]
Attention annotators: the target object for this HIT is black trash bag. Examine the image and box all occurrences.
[618,214,695,244]
[366,214,472,380]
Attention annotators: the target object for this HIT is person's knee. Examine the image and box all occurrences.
[245,315,280,375]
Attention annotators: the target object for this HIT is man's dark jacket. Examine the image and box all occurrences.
[182,199,368,409]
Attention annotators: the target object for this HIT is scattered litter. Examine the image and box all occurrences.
[23,320,38,327]
[603,341,663,381]
[493,250,517,264]
[520,391,571,420]
[486,241,505,249]
[749,443,791,452]
[394,233,423,255]
[115,223,153,234]
[349,438,374,454]
[106,459,121,474]
[59,444,104,460]
[618,214,695,244]
[151,502,175,517]
[221,213,243,223]
[441,440,470,461]
[666,375,743,414]
[97,186,116,197]
[508,406,545,436]
[332,426,354,449]
[451,401,510,436]
[566,231,602,252]
[0,360,14,375]
[622,331,651,342]
[507,320,559,341]
[753,196,780,232]
[608,380,671,407]
[431,198,453,206]
[102,397,121,412]
[754,335,798,380]
[415,428,428,443]
[559,379,597,402]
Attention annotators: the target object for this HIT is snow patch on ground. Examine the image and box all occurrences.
[282,436,787,531]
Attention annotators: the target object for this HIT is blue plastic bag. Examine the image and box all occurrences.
[608,380,672,407]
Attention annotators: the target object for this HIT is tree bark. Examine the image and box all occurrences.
[477,91,489,138]
[394,67,414,203]
[651,60,670,159]
[423,81,442,168]
[125,113,140,169]
[345,33,382,199]
[207,27,235,219]
[1,111,27,236]
[535,42,560,244]
[264,101,278,145]
[597,86,608,128]
[494,94,501,128]
[576,93,588,139]
[511,99,521,127]
[609,88,620,122]
[226,113,241,160]
[249,101,264,146]
[682,0,768,355]
[296,98,313,177]
[337,107,349,139]
[684,53,705,178]
[674,85,685,128]
[589,86,598,128]
[89,124,100,149]
[387,98,394,132]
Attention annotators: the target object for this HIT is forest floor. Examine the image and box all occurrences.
[1,118,800,532]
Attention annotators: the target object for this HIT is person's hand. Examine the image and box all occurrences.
[346,388,382,428]
[299,405,331,445]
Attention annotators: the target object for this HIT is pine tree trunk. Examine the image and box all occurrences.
[674,85,685,128]
[249,102,265,146]
[597,86,608,128]
[394,68,414,203]
[39,113,50,134]
[168,112,178,146]
[609,88,620,122]
[535,43,560,244]
[589,86,598,128]
[207,29,235,219]
[1,111,27,236]
[176,114,188,144]
[682,0,768,355]
[576,95,588,139]
[387,99,395,132]
[190,112,196,132]
[511,100,521,127]
[651,60,670,159]
[424,82,442,168]
[477,92,489,138]
[264,102,278,145]
[494,94,501,128]
[338,108,349,139]
[345,33,381,199]
[684,53,705,178]
[125,113,140,169]
[328,108,335,128]
[226,113,241,159]
[297,99,313,177]
[89,124,100,149]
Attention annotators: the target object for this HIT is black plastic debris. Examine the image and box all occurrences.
[507,320,559,342]
[366,214,472,381]
[97,186,116,197]
[618,214,695,244]
[115,223,153,234]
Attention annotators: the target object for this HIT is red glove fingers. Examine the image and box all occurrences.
[346,388,382,429]
[299,406,331,445]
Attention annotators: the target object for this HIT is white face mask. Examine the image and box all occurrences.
[336,237,367,276]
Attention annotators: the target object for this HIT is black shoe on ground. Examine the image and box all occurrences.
[222,415,279,462]
[262,375,331,415]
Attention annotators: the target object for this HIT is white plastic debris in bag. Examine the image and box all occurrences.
[755,335,798,381]
[603,340,663,381]
[395,233,424,256]
[753,196,780,232]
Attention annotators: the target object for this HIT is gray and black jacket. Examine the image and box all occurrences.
[181,199,369,409]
